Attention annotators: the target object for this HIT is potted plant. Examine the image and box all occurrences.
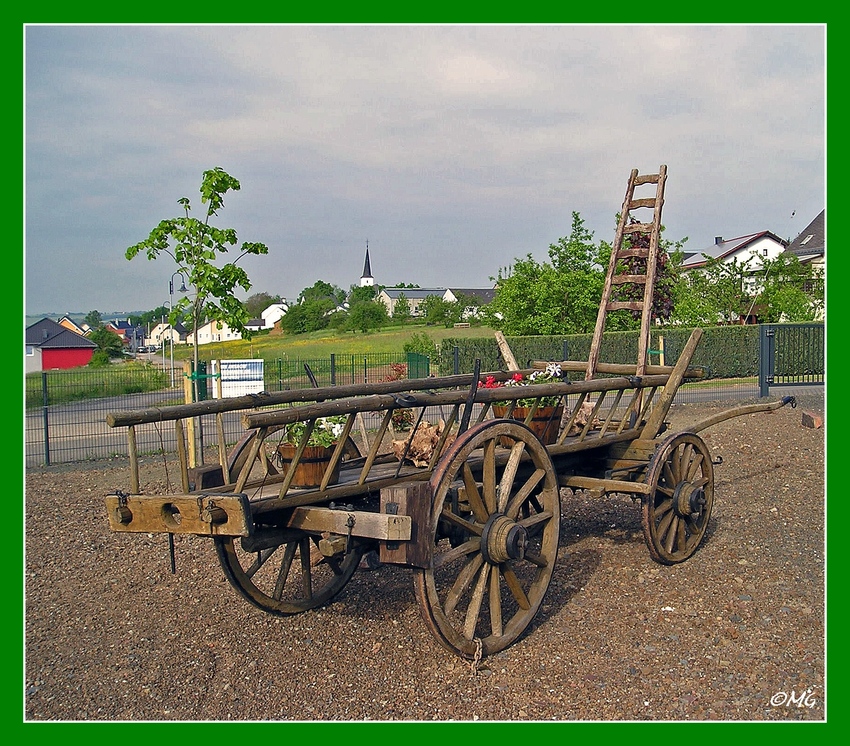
[276,415,347,488]
[481,363,565,445]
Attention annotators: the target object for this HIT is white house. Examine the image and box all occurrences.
[186,319,243,345]
[146,322,187,347]
[680,231,788,273]
[261,303,289,328]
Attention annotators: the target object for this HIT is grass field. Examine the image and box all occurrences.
[169,321,499,362]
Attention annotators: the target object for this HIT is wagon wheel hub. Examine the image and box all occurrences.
[480,513,528,565]
[673,481,705,518]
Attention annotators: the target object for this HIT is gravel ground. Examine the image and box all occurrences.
[24,393,826,723]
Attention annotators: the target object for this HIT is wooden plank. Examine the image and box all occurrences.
[611,274,648,285]
[628,197,657,209]
[286,505,411,541]
[127,426,140,494]
[106,372,503,428]
[606,301,644,312]
[559,476,651,495]
[104,493,251,536]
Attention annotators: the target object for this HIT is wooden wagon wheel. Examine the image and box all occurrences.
[641,431,715,565]
[413,419,561,659]
[214,531,365,615]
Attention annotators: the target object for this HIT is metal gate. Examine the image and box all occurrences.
[406,352,430,378]
[759,323,824,396]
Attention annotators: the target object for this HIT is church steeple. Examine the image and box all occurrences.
[360,240,374,287]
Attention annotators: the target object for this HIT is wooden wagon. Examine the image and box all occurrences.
[102,167,796,659]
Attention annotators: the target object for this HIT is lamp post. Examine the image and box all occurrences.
[168,272,188,387]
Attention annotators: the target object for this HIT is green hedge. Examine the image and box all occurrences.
[437,325,768,380]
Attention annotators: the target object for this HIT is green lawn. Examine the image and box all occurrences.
[171,322,498,362]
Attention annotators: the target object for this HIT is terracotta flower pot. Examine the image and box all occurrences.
[276,443,341,488]
[492,405,564,446]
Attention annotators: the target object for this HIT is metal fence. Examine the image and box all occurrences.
[25,327,822,468]
[25,353,420,467]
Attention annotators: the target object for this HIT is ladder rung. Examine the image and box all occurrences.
[628,198,657,209]
[634,174,660,186]
[616,247,649,259]
[607,301,644,312]
[623,222,654,234]
[612,275,648,285]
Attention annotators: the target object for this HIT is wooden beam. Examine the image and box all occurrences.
[286,506,411,542]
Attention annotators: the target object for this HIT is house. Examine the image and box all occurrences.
[377,288,447,317]
[443,288,497,318]
[147,321,187,348]
[186,319,243,346]
[104,318,146,351]
[784,210,825,270]
[261,302,289,329]
[26,317,98,372]
[57,315,90,336]
[680,231,788,272]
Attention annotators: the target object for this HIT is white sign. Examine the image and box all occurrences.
[211,359,265,398]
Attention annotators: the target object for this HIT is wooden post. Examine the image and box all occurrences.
[183,360,197,468]
[495,331,519,370]
[659,335,665,367]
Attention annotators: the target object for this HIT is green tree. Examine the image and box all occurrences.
[421,295,454,327]
[88,326,124,359]
[403,331,437,358]
[392,292,412,322]
[754,254,823,322]
[245,292,282,318]
[347,299,389,333]
[125,167,269,399]
[85,310,103,328]
[349,285,376,305]
[492,213,607,335]
[301,280,346,306]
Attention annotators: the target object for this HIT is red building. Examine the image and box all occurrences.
[26,318,98,372]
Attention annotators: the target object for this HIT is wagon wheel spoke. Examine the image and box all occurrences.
[641,432,715,565]
[215,527,365,616]
[482,439,497,513]
[505,468,546,520]
[489,569,503,638]
[414,419,560,659]
[272,542,298,599]
[462,463,490,523]
[445,554,484,615]
[463,564,492,639]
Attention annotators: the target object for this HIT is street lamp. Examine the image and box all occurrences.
[168,272,188,387]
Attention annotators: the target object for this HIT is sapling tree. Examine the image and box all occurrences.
[125,167,269,401]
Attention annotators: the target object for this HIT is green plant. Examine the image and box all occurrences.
[125,167,270,402]
[479,363,564,407]
[280,415,347,448]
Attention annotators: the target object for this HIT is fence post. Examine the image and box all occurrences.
[363,356,368,384]
[183,360,198,467]
[41,371,50,466]
[453,346,460,375]
[759,325,775,398]
[562,340,568,362]
[331,354,336,386]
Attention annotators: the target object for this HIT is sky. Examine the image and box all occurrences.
[24,23,826,318]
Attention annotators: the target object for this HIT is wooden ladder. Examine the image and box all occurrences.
[585,165,668,381]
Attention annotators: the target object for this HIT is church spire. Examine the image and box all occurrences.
[360,240,374,287]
